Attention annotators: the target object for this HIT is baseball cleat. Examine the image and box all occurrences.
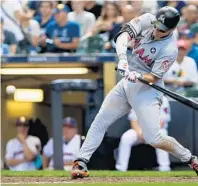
[71,159,89,179]
[188,156,198,175]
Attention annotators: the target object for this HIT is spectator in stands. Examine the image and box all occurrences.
[1,0,34,53]
[34,1,55,34]
[85,1,102,19]
[27,0,41,17]
[157,1,187,15]
[178,4,198,34]
[92,2,123,52]
[68,1,96,37]
[0,18,17,54]
[20,15,41,54]
[43,117,82,170]
[120,5,137,25]
[40,4,80,53]
[164,40,198,93]
[188,23,198,68]
[5,116,41,171]
[116,97,171,172]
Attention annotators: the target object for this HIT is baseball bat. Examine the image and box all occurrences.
[115,67,198,110]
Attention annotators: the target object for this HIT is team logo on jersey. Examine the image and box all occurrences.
[135,48,152,65]
[150,47,156,54]
[158,14,165,24]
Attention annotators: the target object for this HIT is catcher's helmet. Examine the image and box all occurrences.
[155,6,180,31]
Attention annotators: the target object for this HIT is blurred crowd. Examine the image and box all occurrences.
[0,1,197,55]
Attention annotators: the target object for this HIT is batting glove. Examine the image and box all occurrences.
[126,71,142,83]
[117,59,129,76]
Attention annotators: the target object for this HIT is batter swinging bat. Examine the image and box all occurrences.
[115,67,198,110]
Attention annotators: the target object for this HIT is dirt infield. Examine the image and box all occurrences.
[2,176,198,184]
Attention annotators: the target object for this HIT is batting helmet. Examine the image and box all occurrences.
[155,6,180,31]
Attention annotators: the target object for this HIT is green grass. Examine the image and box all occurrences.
[1,170,196,177]
[2,184,198,186]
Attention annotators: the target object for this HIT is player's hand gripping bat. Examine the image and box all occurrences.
[115,67,198,110]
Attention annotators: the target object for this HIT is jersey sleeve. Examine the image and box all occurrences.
[114,13,155,42]
[128,109,138,121]
[151,48,178,78]
[43,139,53,158]
[160,97,171,123]
[5,140,14,159]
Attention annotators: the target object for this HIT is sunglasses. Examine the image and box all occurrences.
[16,124,29,127]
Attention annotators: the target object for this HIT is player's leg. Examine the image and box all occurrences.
[116,129,140,171]
[71,80,131,178]
[155,129,171,171]
[132,94,198,175]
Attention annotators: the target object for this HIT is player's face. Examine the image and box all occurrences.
[153,27,173,40]
[16,124,29,135]
[63,125,77,141]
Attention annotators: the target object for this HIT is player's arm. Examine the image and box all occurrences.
[115,13,155,75]
[42,153,50,169]
[6,159,26,167]
[5,141,26,167]
[54,38,79,50]
[22,141,37,161]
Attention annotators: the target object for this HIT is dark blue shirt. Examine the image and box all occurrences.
[45,21,80,53]
[34,15,55,34]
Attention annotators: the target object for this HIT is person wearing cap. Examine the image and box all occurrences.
[41,3,80,53]
[164,39,198,93]
[5,116,41,171]
[188,23,198,67]
[0,18,17,54]
[43,117,82,170]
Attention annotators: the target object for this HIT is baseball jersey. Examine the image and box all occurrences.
[128,96,171,129]
[5,135,41,171]
[43,134,81,170]
[116,13,178,86]
[45,21,80,53]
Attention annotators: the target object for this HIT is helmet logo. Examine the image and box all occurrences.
[158,14,165,24]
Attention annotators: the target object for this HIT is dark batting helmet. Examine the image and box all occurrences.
[155,6,180,31]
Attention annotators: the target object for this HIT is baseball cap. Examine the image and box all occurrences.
[190,23,198,34]
[16,116,29,127]
[177,40,188,50]
[62,117,78,127]
[54,4,70,14]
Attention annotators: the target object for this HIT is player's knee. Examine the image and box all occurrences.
[145,130,165,146]
[120,130,137,145]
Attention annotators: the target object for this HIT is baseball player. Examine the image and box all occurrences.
[116,96,171,172]
[71,6,198,178]
[5,117,41,171]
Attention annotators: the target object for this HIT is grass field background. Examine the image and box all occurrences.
[1,170,196,177]
[1,170,198,186]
